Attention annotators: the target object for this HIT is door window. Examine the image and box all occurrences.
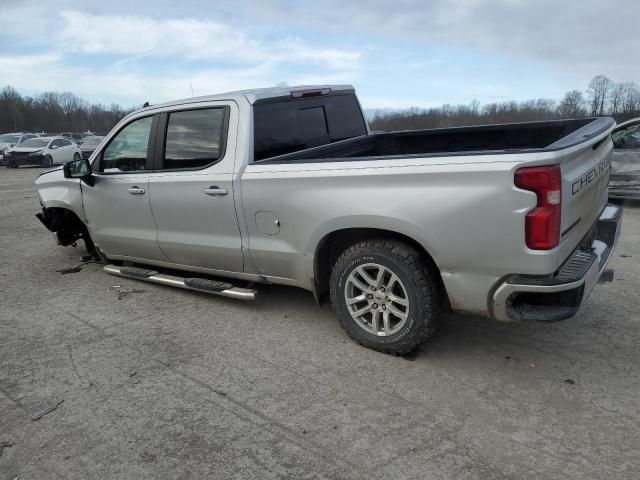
[162,108,226,170]
[100,116,153,173]
[50,139,65,148]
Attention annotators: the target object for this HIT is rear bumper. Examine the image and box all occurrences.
[492,204,623,322]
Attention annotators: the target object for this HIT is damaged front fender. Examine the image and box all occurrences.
[35,207,95,252]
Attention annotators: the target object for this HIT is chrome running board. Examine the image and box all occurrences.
[103,264,257,301]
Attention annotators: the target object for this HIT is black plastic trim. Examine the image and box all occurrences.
[184,278,233,292]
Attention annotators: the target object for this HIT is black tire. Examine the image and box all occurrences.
[73,153,81,162]
[42,155,53,168]
[330,239,441,355]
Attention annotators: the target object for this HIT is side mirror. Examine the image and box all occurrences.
[63,158,94,186]
[50,145,58,149]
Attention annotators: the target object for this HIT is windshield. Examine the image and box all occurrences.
[81,137,103,146]
[612,124,640,145]
[20,138,49,148]
[0,134,20,144]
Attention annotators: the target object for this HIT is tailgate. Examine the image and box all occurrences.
[558,130,613,260]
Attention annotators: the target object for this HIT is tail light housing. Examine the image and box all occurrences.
[515,165,562,250]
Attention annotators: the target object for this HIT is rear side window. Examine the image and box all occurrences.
[162,108,226,170]
[253,94,367,161]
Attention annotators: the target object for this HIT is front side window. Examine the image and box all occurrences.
[162,108,226,169]
[101,116,153,173]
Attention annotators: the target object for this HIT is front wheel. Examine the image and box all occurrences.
[73,153,81,162]
[330,239,441,355]
[42,155,53,168]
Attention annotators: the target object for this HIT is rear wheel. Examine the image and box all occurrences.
[330,239,441,355]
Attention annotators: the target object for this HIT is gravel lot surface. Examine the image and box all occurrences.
[1,168,639,479]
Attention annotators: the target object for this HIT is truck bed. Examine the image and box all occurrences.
[257,118,608,164]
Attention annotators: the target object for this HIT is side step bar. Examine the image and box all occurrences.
[103,265,257,300]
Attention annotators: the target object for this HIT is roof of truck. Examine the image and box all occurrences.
[138,85,355,112]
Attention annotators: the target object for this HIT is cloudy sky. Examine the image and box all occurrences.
[1,0,637,109]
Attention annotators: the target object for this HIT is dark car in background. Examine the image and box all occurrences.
[609,118,640,199]
[77,135,104,159]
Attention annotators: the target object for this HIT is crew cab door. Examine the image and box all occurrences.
[147,103,243,272]
[82,114,166,261]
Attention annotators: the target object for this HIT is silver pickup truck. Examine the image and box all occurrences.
[35,85,622,354]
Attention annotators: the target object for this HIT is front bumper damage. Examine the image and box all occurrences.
[492,204,623,322]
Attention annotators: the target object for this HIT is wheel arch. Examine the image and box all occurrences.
[313,226,446,303]
[36,206,95,252]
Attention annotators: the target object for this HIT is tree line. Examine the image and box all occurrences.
[0,86,136,134]
[369,75,640,131]
[1,74,639,135]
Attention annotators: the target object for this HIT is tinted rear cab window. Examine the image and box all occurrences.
[253,94,367,161]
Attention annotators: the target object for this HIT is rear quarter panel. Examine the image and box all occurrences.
[241,152,567,314]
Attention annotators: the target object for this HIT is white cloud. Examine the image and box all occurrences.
[0,9,363,105]
[216,0,640,82]
[57,11,360,70]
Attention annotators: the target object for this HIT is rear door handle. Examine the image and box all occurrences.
[204,186,228,196]
[127,186,146,195]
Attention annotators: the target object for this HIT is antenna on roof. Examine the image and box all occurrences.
[189,83,195,97]
[142,102,150,108]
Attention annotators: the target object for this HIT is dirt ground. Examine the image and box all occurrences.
[1,167,639,479]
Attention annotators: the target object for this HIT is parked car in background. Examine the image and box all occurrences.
[0,132,39,165]
[609,117,640,199]
[78,135,104,159]
[59,132,85,143]
[5,136,81,168]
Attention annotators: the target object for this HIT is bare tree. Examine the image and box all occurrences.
[0,85,135,133]
[608,83,626,114]
[558,90,586,118]
[620,82,640,115]
[587,75,613,116]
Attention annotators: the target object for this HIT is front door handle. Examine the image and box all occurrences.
[127,186,146,195]
[204,186,228,196]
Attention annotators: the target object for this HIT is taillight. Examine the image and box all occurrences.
[514,165,562,250]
